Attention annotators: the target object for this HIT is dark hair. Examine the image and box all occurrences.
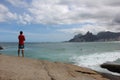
[20,31,23,34]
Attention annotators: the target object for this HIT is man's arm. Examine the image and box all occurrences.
[23,35,25,41]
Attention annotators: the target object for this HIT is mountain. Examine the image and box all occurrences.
[69,31,120,42]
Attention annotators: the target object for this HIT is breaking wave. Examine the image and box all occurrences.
[71,51,120,75]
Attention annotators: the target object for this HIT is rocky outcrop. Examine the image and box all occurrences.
[0,55,109,80]
[0,46,3,50]
[101,62,120,73]
[69,31,120,42]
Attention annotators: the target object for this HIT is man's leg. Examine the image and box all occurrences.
[18,49,20,57]
[22,49,24,57]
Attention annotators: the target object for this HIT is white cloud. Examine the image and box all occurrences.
[2,0,120,33]
[59,24,109,34]
[18,13,32,24]
[26,0,120,25]
[0,4,17,22]
[28,0,71,24]
[6,0,120,25]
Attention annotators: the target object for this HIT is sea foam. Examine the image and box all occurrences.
[71,51,120,75]
[71,51,120,68]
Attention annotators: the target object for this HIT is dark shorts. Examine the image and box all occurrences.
[18,44,24,49]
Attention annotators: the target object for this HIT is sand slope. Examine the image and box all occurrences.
[0,55,109,80]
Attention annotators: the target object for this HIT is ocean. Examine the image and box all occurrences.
[1,42,120,75]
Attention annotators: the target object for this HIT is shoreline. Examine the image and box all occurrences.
[0,54,113,80]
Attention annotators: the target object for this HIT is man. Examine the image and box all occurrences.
[18,31,25,57]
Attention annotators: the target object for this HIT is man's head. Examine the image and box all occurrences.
[20,31,23,34]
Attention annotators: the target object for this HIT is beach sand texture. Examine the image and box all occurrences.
[0,55,109,80]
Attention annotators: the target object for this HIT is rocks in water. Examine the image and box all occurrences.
[0,46,3,50]
[101,62,120,73]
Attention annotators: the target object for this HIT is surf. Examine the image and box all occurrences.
[70,51,120,74]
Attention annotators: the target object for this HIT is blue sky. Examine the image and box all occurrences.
[0,0,120,42]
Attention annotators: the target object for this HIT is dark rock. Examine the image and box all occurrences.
[100,72,120,80]
[69,31,120,42]
[0,46,3,50]
[101,62,120,73]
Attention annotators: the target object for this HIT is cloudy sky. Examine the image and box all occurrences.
[0,0,120,42]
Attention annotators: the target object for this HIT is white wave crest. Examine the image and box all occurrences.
[71,51,120,68]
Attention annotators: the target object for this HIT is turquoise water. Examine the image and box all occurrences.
[1,42,120,74]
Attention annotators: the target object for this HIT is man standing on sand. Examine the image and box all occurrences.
[18,31,25,57]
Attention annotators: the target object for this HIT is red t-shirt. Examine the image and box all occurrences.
[18,34,25,45]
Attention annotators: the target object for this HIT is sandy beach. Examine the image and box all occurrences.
[0,54,112,80]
